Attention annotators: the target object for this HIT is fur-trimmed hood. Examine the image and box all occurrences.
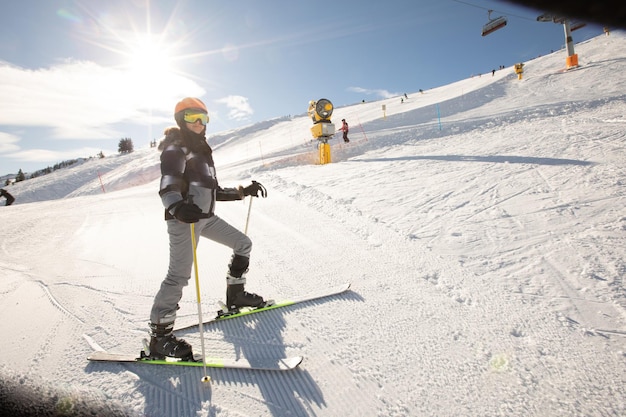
[157,127,184,151]
[157,126,213,156]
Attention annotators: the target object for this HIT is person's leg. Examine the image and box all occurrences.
[150,220,195,324]
[148,220,195,359]
[199,216,264,309]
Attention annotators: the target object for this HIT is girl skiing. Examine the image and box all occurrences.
[148,97,267,359]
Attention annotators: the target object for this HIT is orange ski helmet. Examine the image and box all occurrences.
[175,97,207,114]
[174,97,208,129]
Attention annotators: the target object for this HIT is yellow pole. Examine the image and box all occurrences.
[190,223,211,383]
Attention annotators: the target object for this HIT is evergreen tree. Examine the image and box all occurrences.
[15,169,25,182]
[118,138,134,154]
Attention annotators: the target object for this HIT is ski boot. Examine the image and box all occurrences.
[147,322,193,361]
[224,254,265,312]
[226,283,265,310]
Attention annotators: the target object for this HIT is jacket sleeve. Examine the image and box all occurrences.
[216,186,244,201]
[158,144,187,210]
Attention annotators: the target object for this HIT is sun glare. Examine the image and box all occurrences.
[65,3,214,119]
[127,34,173,75]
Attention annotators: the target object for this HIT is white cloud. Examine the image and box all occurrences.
[0,132,20,153]
[0,59,206,139]
[347,86,397,99]
[215,95,254,121]
[4,147,108,163]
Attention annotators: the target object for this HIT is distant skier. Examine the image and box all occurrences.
[0,188,14,206]
[340,119,350,143]
[148,97,268,360]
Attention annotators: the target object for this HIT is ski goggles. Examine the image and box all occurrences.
[183,110,209,125]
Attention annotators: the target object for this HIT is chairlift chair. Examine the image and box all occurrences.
[482,10,507,36]
[536,13,552,23]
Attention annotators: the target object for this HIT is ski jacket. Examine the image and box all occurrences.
[341,121,349,132]
[157,127,242,220]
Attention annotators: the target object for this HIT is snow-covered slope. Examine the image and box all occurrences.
[1,33,625,417]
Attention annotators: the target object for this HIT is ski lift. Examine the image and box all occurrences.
[570,21,587,31]
[536,13,552,23]
[482,10,507,36]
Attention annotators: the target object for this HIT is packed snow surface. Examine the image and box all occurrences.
[1,33,626,417]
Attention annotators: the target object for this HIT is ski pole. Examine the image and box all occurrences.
[190,222,210,383]
[244,196,253,235]
[243,181,267,234]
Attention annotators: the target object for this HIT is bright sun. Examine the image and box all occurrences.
[127,34,173,75]
[68,3,211,115]
[118,32,184,108]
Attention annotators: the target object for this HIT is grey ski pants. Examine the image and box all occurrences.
[150,215,252,324]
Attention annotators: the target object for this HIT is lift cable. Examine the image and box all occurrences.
[450,0,536,22]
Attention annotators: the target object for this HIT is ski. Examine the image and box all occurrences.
[87,350,303,371]
[174,283,351,333]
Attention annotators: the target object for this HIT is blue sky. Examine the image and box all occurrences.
[0,0,604,176]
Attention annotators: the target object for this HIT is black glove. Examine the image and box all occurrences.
[241,180,267,198]
[169,200,208,223]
